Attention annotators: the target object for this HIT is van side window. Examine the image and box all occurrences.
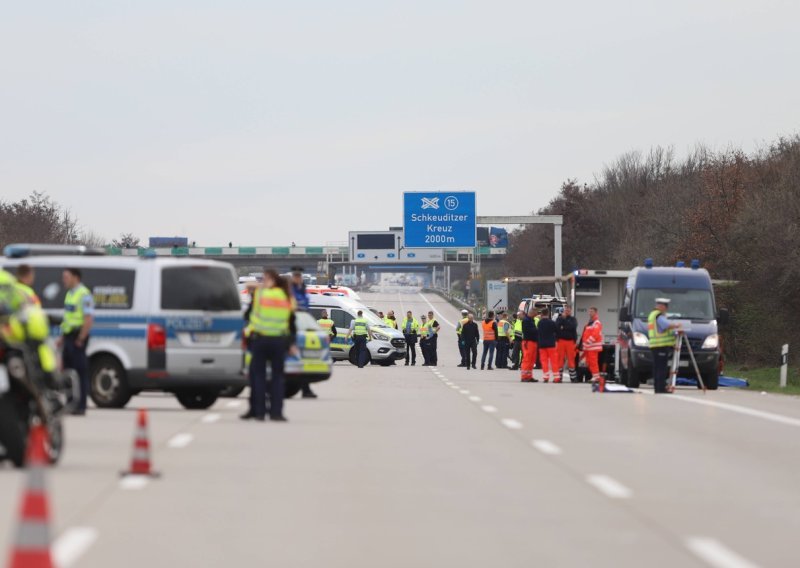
[330,309,353,329]
[19,267,136,310]
[309,308,324,320]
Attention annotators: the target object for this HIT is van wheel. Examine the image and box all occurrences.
[90,356,132,409]
[219,385,245,398]
[175,389,219,410]
[627,365,642,389]
[701,371,719,390]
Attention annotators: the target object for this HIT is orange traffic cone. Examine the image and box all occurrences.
[121,409,160,478]
[8,424,54,568]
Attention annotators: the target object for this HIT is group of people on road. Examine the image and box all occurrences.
[376,309,441,366]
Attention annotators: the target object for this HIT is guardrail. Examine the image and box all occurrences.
[106,246,507,259]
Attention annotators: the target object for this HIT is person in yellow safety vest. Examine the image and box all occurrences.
[509,311,524,371]
[401,311,420,366]
[347,309,371,368]
[425,311,440,366]
[317,310,337,342]
[649,298,682,394]
[59,268,94,416]
[244,269,296,422]
[456,309,470,367]
[495,312,511,369]
[384,310,398,329]
[14,264,41,307]
[419,315,432,366]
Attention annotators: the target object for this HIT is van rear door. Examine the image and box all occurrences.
[157,265,243,377]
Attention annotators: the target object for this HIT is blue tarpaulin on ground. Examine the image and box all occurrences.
[675,376,749,388]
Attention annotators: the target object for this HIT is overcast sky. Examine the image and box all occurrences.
[2,1,798,246]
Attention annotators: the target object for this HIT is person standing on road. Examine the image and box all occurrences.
[289,266,317,399]
[401,311,420,366]
[509,311,524,371]
[460,313,480,370]
[317,309,337,343]
[384,311,398,329]
[347,310,371,369]
[419,315,431,366]
[520,308,539,382]
[456,309,470,367]
[15,265,40,306]
[481,311,498,370]
[60,268,94,415]
[244,270,295,422]
[580,307,604,390]
[426,311,440,366]
[649,298,681,394]
[537,309,559,382]
[495,312,510,369]
[555,306,578,382]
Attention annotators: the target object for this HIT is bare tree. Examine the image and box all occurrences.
[111,233,141,249]
[0,192,79,248]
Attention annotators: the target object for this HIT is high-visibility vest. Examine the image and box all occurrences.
[249,287,292,337]
[317,318,335,337]
[420,322,430,338]
[648,309,675,348]
[513,318,523,339]
[401,317,419,334]
[581,318,604,352]
[353,317,369,336]
[15,282,40,307]
[457,317,469,336]
[384,317,397,329]
[498,320,510,338]
[482,320,496,341]
[61,284,91,334]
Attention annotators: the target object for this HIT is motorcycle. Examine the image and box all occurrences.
[0,340,78,468]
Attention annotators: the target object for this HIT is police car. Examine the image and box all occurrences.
[3,245,246,410]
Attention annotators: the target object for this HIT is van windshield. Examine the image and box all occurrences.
[634,288,715,321]
[161,266,240,311]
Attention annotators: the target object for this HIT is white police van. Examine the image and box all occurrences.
[3,246,245,410]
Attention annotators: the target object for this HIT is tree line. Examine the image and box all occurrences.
[505,135,800,364]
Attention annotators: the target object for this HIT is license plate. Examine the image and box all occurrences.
[303,350,323,359]
[0,365,9,393]
[192,333,222,343]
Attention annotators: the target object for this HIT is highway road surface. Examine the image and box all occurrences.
[2,291,799,567]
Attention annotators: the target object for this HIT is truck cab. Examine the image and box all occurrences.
[617,261,726,389]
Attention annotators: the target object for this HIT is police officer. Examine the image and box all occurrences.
[245,269,296,421]
[60,268,94,415]
[401,311,420,366]
[15,264,40,306]
[384,311,398,329]
[289,266,317,399]
[317,309,337,343]
[426,311,440,366]
[495,312,511,369]
[347,310,371,368]
[419,314,431,365]
[509,311,524,371]
[456,309,470,367]
[649,298,681,394]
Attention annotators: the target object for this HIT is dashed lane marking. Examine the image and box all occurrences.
[481,405,498,413]
[586,474,633,499]
[685,537,760,568]
[119,476,149,491]
[531,439,563,455]
[459,389,470,394]
[469,396,482,402]
[167,433,194,449]
[417,293,455,328]
[52,527,99,568]
[501,418,523,430]
[202,413,221,424]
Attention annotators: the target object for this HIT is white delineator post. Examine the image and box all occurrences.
[780,344,789,388]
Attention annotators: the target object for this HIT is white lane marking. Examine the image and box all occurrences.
[481,405,498,413]
[52,527,99,568]
[119,475,150,490]
[459,389,470,394]
[469,395,482,402]
[417,293,455,328]
[202,413,221,424]
[685,537,760,568]
[501,418,523,430]
[670,395,800,428]
[531,439,563,455]
[167,433,194,449]
[450,385,460,390]
[225,400,243,409]
[586,474,633,499]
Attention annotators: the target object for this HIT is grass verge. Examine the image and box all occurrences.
[724,363,800,395]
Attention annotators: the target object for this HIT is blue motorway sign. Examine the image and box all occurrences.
[403,191,476,248]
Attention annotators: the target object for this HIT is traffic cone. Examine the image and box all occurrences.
[121,409,160,478]
[7,424,54,568]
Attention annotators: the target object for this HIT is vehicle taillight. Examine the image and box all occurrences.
[147,324,167,351]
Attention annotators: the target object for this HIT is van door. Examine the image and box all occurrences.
[157,265,243,378]
[329,308,354,356]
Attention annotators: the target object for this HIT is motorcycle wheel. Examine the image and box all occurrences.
[0,396,29,468]
[46,417,64,465]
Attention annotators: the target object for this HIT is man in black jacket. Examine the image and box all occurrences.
[460,313,480,370]
[555,306,579,382]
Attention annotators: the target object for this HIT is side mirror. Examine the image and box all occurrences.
[718,308,730,325]
[618,306,631,323]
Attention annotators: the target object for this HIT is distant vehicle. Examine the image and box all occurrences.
[3,245,245,410]
[518,294,568,317]
[280,272,317,286]
[283,312,332,397]
[306,285,361,300]
[307,295,405,366]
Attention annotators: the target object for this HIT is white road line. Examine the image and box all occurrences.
[586,474,633,499]
[531,439,563,455]
[469,395,482,402]
[52,527,99,568]
[501,418,523,430]
[670,395,800,428]
[119,475,149,491]
[167,433,194,449]
[685,537,760,568]
[450,385,460,390]
[417,293,455,328]
[481,405,498,413]
[225,400,243,409]
[202,413,221,424]
[459,389,470,394]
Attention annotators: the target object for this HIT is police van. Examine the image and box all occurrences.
[3,246,245,410]
[307,295,405,366]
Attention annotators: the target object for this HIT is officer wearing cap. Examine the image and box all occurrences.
[289,266,317,398]
[649,298,682,394]
[456,309,470,367]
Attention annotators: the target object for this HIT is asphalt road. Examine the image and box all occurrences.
[2,291,799,567]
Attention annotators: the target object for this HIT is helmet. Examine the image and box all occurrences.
[0,270,24,318]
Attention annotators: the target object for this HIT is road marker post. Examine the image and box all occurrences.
[780,344,789,388]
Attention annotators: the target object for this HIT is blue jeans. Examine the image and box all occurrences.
[481,340,496,368]
[249,335,287,418]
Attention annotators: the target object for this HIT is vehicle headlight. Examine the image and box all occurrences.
[372,332,389,342]
[632,332,649,347]
[702,334,719,349]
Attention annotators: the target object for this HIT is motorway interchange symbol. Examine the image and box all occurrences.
[421,197,440,209]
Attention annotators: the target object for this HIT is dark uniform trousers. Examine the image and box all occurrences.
[63,334,90,411]
[353,335,369,368]
[249,335,287,418]
[652,347,673,393]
